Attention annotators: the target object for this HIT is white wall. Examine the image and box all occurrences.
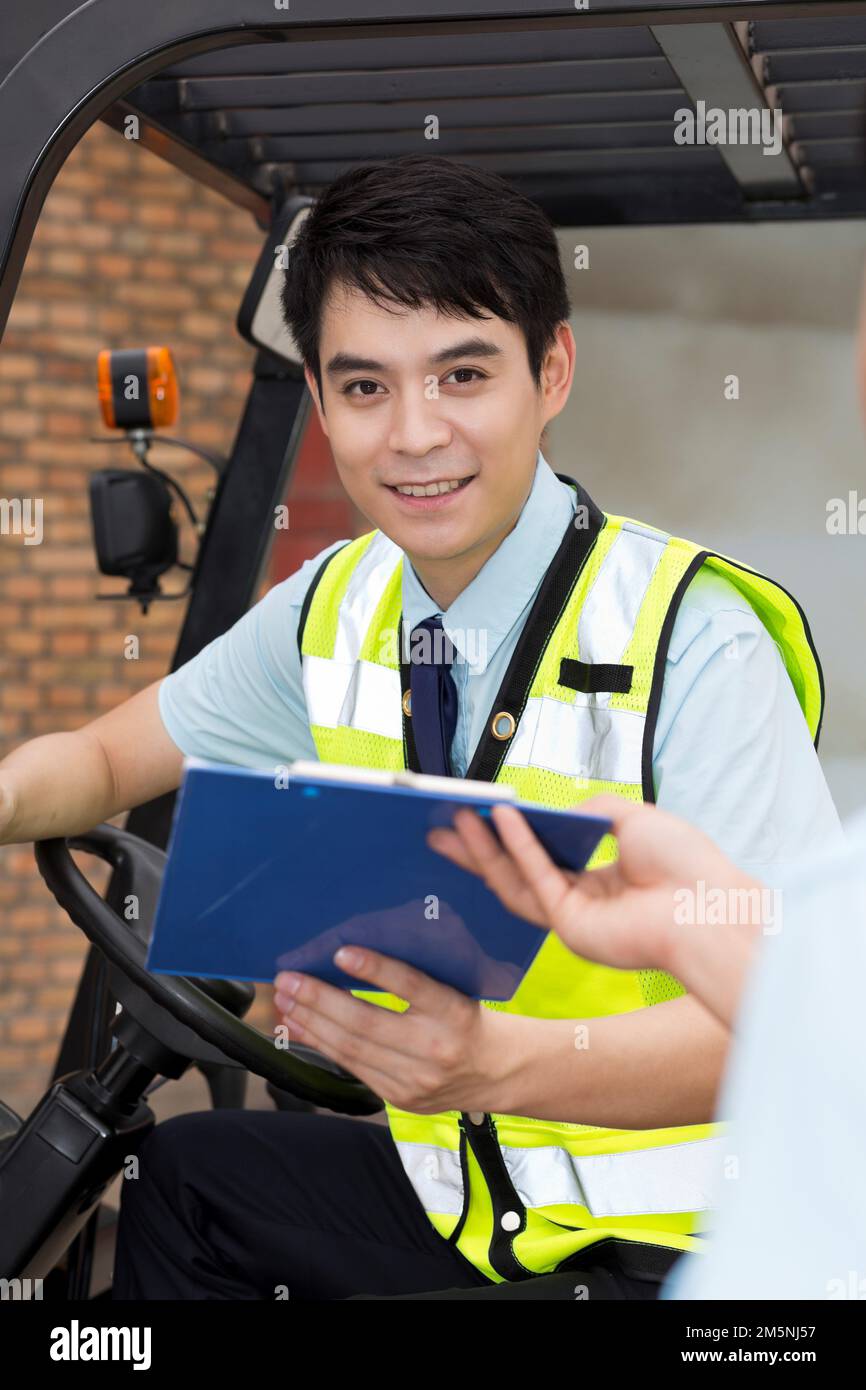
[547,222,866,816]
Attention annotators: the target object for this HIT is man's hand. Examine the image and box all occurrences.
[274,947,515,1114]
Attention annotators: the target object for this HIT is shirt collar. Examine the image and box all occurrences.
[401,449,577,672]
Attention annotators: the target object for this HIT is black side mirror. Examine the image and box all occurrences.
[89,469,178,613]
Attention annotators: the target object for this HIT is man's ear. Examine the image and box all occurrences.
[304,363,328,434]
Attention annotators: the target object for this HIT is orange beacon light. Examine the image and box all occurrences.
[97,346,179,431]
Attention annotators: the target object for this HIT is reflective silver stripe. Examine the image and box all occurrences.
[303,654,402,739]
[500,523,669,781]
[393,1139,465,1216]
[333,532,401,667]
[339,658,402,739]
[303,654,348,729]
[394,1135,720,1220]
[504,694,643,785]
[576,522,668,708]
[502,1136,722,1218]
[303,531,402,735]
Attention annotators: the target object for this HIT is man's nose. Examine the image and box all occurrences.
[387,386,452,455]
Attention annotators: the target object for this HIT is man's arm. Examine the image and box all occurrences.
[0,679,183,845]
[0,537,348,848]
[481,994,732,1128]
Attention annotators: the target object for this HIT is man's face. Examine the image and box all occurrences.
[305,281,573,567]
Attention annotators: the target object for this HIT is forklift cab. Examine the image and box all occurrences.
[0,0,864,1300]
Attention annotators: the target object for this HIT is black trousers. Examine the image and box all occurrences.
[111,1109,682,1301]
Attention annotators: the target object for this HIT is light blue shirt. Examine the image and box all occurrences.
[664,808,866,1300]
[158,452,842,876]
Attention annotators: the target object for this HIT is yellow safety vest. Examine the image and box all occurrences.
[298,479,823,1282]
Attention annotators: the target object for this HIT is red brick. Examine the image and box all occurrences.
[1,409,40,437]
[42,192,86,222]
[46,250,88,277]
[93,253,135,279]
[45,412,87,436]
[5,301,46,329]
[47,686,88,708]
[4,631,44,657]
[93,684,133,710]
[30,604,113,629]
[28,547,94,572]
[186,262,223,287]
[42,521,91,543]
[54,166,105,194]
[185,208,222,233]
[50,631,92,656]
[0,1047,30,1067]
[0,354,39,380]
[9,904,54,931]
[0,990,29,1014]
[89,139,136,173]
[7,1017,50,1042]
[34,986,75,1011]
[0,712,25,740]
[74,223,117,250]
[138,204,179,229]
[7,960,44,983]
[0,464,41,489]
[91,197,129,224]
[151,232,201,260]
[47,303,93,330]
[49,956,88,982]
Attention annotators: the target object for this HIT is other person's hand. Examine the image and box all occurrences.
[428,795,764,1022]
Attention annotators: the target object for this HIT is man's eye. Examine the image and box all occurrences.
[342,369,486,397]
[445,368,485,385]
[343,380,382,397]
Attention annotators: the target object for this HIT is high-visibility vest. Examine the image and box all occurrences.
[298,478,824,1282]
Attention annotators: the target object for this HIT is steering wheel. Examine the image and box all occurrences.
[34,824,382,1116]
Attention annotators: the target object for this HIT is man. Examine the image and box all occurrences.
[0,154,841,1299]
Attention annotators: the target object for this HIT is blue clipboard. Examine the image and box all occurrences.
[145,759,612,1001]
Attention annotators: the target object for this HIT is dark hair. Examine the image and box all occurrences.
[280,155,571,408]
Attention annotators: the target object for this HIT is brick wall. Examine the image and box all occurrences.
[0,120,356,1118]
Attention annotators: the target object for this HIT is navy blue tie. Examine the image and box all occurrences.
[408,616,458,777]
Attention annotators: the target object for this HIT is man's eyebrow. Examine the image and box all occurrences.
[324,338,504,378]
[429,338,504,367]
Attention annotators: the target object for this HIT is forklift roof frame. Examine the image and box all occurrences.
[6,0,866,348]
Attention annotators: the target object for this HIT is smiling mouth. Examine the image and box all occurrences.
[386,476,475,497]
